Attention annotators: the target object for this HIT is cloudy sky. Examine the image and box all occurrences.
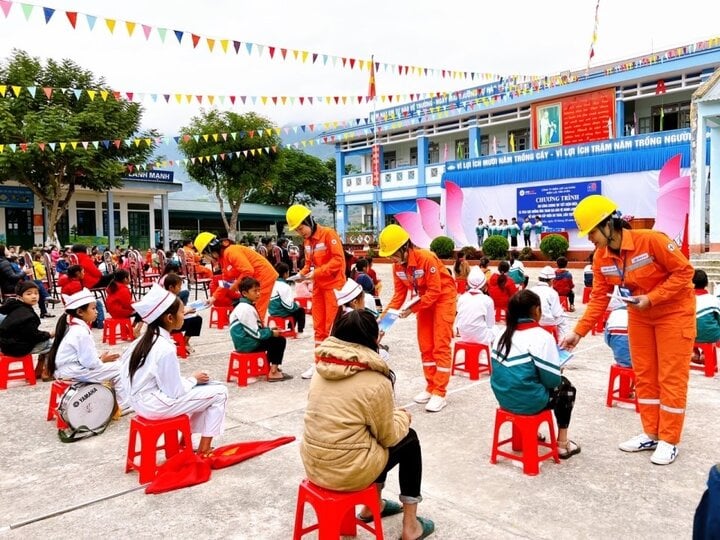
[2,0,719,136]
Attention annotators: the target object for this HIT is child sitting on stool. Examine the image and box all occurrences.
[163,273,203,354]
[605,289,632,367]
[553,256,575,312]
[454,266,495,346]
[268,263,306,336]
[692,269,720,364]
[230,277,291,382]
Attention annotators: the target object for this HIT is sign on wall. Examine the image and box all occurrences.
[0,186,34,208]
[532,88,616,149]
[123,170,175,183]
[517,181,602,230]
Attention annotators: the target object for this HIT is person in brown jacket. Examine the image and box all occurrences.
[301,310,434,540]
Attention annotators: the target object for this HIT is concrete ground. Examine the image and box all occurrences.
[0,263,716,539]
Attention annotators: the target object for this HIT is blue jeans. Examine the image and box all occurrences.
[605,331,632,367]
[694,465,720,539]
[93,300,105,329]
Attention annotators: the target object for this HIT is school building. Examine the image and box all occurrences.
[0,170,285,250]
[330,38,720,254]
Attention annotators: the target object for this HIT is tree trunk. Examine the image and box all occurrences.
[23,171,75,247]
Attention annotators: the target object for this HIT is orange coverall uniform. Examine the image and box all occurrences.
[183,246,213,279]
[300,224,346,344]
[217,245,278,321]
[388,248,457,397]
[575,229,695,444]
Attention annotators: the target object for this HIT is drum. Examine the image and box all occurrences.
[57,382,116,431]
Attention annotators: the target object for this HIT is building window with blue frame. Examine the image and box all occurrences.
[76,201,97,236]
[428,142,440,163]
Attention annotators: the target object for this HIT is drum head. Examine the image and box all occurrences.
[59,383,116,431]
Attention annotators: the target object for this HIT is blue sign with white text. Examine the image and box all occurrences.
[517,181,601,231]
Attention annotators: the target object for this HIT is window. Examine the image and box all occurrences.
[455,138,469,160]
[508,129,530,152]
[102,202,120,237]
[651,101,690,132]
[638,117,652,134]
[76,201,96,236]
[409,147,418,166]
[383,151,396,170]
[127,203,149,210]
[480,135,489,156]
[428,142,440,163]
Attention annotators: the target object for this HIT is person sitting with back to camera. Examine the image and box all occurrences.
[530,266,570,340]
[487,260,518,318]
[119,284,227,456]
[47,288,125,405]
[301,309,434,540]
[230,277,291,382]
[553,256,576,312]
[105,270,143,335]
[268,262,306,337]
[454,266,495,346]
[692,269,720,364]
[605,287,632,368]
[491,289,580,459]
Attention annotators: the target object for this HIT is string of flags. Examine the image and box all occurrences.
[0,0,525,83]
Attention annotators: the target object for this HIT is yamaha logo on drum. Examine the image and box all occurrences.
[73,386,99,407]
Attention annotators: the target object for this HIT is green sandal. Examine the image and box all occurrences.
[357,498,403,523]
[398,516,435,540]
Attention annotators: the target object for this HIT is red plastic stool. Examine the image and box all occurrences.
[495,308,507,323]
[296,296,312,314]
[540,325,560,344]
[591,310,611,336]
[292,479,384,539]
[209,306,232,330]
[606,364,639,412]
[267,315,297,338]
[0,354,36,390]
[490,407,560,476]
[452,341,491,380]
[103,318,134,345]
[582,287,592,304]
[691,342,718,378]
[559,296,570,312]
[47,380,71,428]
[455,278,468,294]
[172,332,188,359]
[125,414,192,484]
[226,351,269,386]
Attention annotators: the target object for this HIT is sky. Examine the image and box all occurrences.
[1,0,720,198]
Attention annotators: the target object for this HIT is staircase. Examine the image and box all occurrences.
[691,253,720,295]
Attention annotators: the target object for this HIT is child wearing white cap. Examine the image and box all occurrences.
[47,289,124,401]
[529,266,569,339]
[119,284,228,455]
[454,267,496,346]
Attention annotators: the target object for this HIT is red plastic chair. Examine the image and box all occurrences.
[172,332,188,359]
[452,341,491,380]
[267,315,297,338]
[606,364,639,412]
[490,407,560,476]
[0,354,36,390]
[292,479,384,539]
[47,380,71,428]
[226,351,269,386]
[591,310,611,336]
[455,278,468,294]
[540,325,560,344]
[295,296,312,314]
[102,318,135,346]
[582,287,592,304]
[209,306,232,330]
[559,295,570,312]
[125,414,193,484]
[691,342,718,378]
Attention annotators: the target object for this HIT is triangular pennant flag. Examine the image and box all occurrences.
[59,142,67,151]
[191,34,200,48]
[8,143,16,152]
[220,39,228,53]
[211,134,218,142]
[141,24,151,39]
[73,89,82,100]
[48,142,56,151]
[85,14,96,30]
[91,141,99,149]
[292,50,299,60]
[245,42,253,55]
[21,3,33,20]
[100,90,109,101]
[38,142,45,151]
[19,143,27,152]
[105,18,116,34]
[256,44,264,56]
[0,0,12,17]
[301,51,309,63]
[125,21,136,36]
[268,46,276,59]
[26,86,36,98]
[206,38,215,52]
[233,40,241,53]
[157,27,167,42]
[81,141,89,150]
[102,140,110,149]
[43,7,55,23]
[174,30,184,44]
[312,53,318,64]
[12,86,22,97]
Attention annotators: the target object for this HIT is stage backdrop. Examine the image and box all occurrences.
[442,169,667,249]
[517,181,602,231]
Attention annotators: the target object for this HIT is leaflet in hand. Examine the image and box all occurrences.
[557,346,574,367]
[378,309,400,333]
[187,300,210,311]
[606,293,639,305]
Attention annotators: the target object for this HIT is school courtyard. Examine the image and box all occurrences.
[0,264,715,539]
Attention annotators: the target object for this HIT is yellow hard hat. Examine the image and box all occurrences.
[378,224,410,257]
[286,204,311,231]
[573,195,618,237]
[194,232,217,253]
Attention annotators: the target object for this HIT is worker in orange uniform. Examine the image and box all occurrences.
[286,205,346,352]
[378,224,457,413]
[193,233,278,321]
[560,195,695,465]
[182,240,213,279]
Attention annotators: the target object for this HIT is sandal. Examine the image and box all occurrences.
[267,372,293,382]
[357,498,403,523]
[397,516,435,540]
[558,440,581,460]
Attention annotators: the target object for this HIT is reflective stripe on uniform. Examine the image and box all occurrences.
[436,366,452,373]
[660,403,685,414]
[422,361,436,367]
[637,398,660,405]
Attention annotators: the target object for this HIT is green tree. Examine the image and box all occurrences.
[0,50,156,245]
[177,110,281,240]
[246,147,336,212]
